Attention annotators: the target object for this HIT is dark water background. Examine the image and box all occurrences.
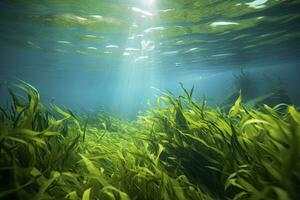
[0,0,299,118]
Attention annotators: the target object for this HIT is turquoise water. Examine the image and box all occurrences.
[0,0,299,117]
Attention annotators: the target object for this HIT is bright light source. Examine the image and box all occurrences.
[143,0,155,7]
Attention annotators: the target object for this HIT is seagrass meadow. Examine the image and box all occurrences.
[0,82,299,200]
[1,0,300,199]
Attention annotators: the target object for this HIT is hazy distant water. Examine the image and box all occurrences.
[0,0,299,117]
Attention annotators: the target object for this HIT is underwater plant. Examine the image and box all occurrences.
[0,82,299,200]
[233,69,256,100]
[221,69,293,112]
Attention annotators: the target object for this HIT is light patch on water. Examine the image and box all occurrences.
[144,27,166,33]
[196,73,223,80]
[102,17,120,25]
[176,40,184,45]
[104,51,112,54]
[54,49,67,53]
[57,40,72,44]
[185,48,198,53]
[134,56,148,62]
[131,7,153,17]
[87,47,97,50]
[159,9,175,13]
[75,16,88,21]
[160,51,178,56]
[27,41,40,48]
[146,46,155,51]
[76,50,86,54]
[61,14,120,25]
[191,59,202,63]
[90,15,103,20]
[175,62,181,67]
[136,34,144,38]
[123,52,130,56]
[125,48,140,51]
[141,40,155,51]
[128,35,135,40]
[106,45,119,48]
[210,21,239,27]
[257,16,265,19]
[84,34,97,38]
[211,53,234,57]
[246,0,268,9]
[132,23,138,28]
[60,14,91,25]
[261,33,271,38]
[244,45,256,49]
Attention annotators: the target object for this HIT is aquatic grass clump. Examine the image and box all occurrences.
[139,85,300,199]
[0,82,299,200]
[0,83,212,200]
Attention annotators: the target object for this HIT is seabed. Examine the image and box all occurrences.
[0,82,299,200]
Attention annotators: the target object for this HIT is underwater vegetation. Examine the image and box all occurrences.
[221,70,292,112]
[0,82,300,200]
